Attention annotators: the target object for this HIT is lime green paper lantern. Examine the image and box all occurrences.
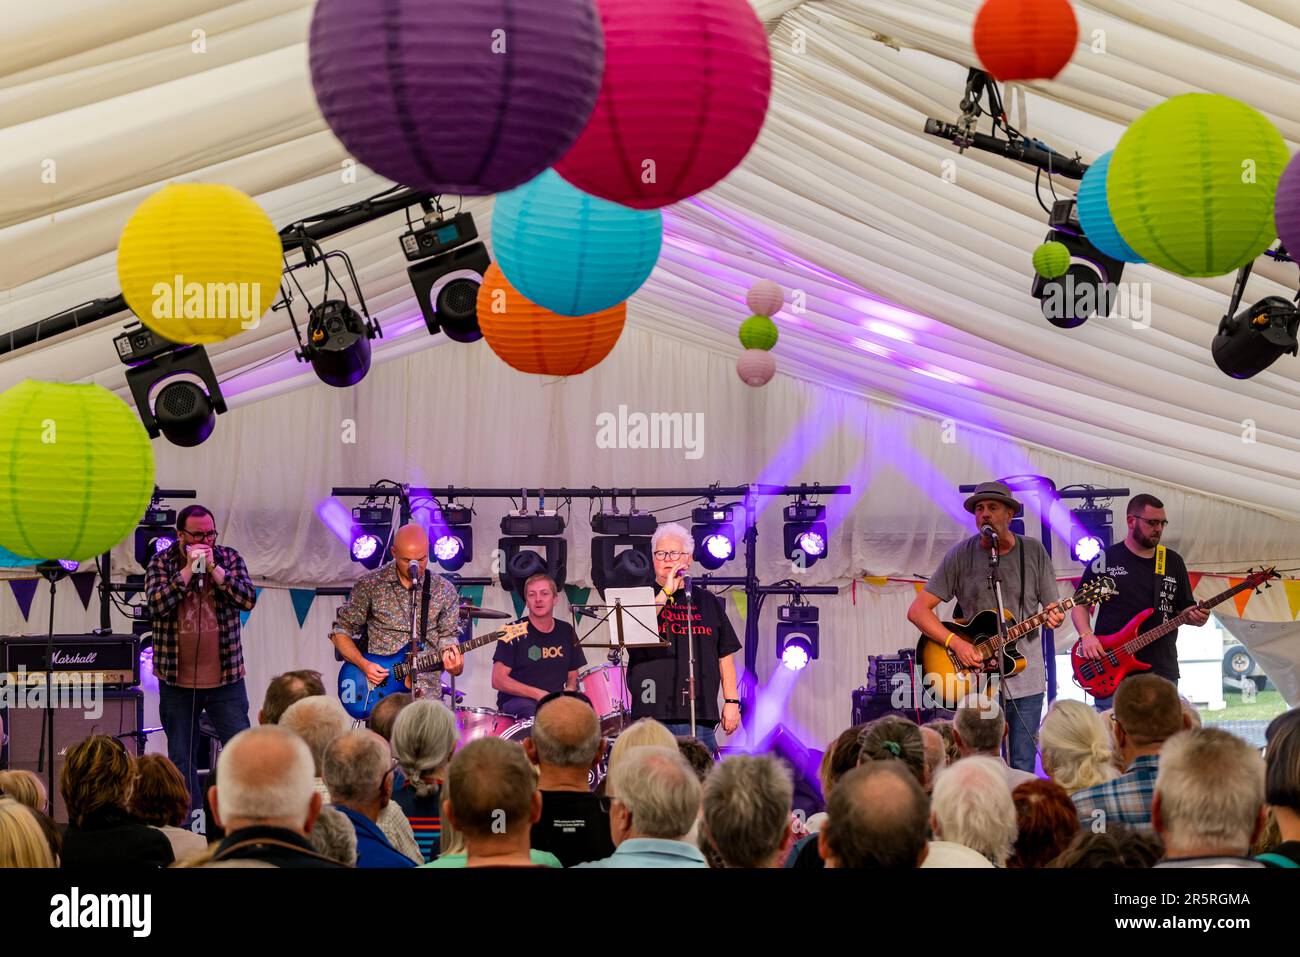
[0,381,156,562]
[1108,94,1288,277]
[1032,241,1071,279]
[739,314,779,350]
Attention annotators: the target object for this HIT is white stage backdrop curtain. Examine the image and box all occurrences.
[4,325,1299,749]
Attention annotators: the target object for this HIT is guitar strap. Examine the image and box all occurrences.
[419,569,433,649]
[1017,534,1025,621]
[1153,545,1167,624]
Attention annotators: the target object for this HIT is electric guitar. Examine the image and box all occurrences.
[916,576,1117,709]
[337,620,528,720]
[1071,567,1277,698]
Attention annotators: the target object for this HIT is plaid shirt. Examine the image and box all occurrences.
[1071,754,1160,834]
[145,542,258,685]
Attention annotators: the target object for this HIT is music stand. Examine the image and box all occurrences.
[572,597,669,733]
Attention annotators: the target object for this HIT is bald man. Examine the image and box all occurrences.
[523,694,615,866]
[331,524,464,701]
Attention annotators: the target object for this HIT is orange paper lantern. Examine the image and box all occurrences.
[973,0,1078,82]
[476,263,626,376]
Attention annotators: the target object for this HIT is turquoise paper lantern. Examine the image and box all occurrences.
[1076,151,1145,264]
[0,544,41,568]
[492,169,663,317]
[0,381,156,562]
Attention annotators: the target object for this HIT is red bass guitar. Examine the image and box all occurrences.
[1071,567,1277,698]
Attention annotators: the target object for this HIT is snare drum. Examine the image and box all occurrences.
[578,664,632,736]
[455,707,516,743]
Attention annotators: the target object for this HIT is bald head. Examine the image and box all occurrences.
[213,726,318,834]
[821,763,929,869]
[532,696,601,769]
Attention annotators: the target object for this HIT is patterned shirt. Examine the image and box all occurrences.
[145,543,258,685]
[1071,753,1160,834]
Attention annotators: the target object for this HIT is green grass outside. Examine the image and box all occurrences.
[1205,688,1288,723]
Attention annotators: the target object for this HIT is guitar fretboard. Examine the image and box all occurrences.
[390,627,516,681]
[1120,577,1263,656]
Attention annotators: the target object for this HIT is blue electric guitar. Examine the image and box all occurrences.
[337,620,528,720]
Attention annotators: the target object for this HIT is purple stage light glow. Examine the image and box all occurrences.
[781,643,810,671]
[154,535,175,554]
[58,559,79,572]
[351,534,381,562]
[1073,535,1104,563]
[433,535,462,562]
[704,533,734,560]
[797,530,825,557]
[316,498,355,545]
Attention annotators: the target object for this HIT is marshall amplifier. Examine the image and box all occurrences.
[1,634,140,688]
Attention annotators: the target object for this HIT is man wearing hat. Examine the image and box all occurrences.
[907,481,1065,772]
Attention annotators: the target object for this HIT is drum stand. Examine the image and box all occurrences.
[573,598,670,731]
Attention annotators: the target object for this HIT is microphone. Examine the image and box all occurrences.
[980,523,997,541]
[191,548,207,590]
[677,568,693,597]
[407,559,420,583]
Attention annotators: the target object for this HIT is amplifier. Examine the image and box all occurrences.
[867,648,919,697]
[1,634,140,688]
[851,687,953,727]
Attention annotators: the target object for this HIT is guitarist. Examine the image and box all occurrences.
[1072,494,1208,709]
[907,481,1064,772]
[329,524,465,700]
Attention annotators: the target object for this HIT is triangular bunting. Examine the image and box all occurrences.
[239,587,263,629]
[9,579,38,620]
[71,571,98,610]
[912,582,924,594]
[289,588,315,629]
[1188,572,1203,594]
[1284,580,1300,621]
[1227,578,1251,618]
[731,590,748,623]
[1068,577,1082,591]
[863,576,888,587]
[564,584,591,623]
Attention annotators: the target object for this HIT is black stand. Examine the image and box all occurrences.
[573,598,670,733]
[987,537,1009,699]
[34,562,64,817]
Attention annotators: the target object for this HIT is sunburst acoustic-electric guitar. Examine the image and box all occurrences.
[1071,567,1277,698]
[916,576,1117,709]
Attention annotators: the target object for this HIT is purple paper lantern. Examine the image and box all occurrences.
[1275,152,1300,263]
[309,0,605,196]
[736,349,776,386]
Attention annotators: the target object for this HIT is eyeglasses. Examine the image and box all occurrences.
[536,689,594,714]
[652,550,690,561]
[182,529,219,542]
[1135,518,1169,529]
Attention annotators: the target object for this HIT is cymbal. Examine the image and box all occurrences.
[458,604,512,620]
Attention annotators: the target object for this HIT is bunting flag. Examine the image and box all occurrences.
[457,584,485,610]
[731,589,748,623]
[289,589,315,629]
[1284,579,1300,621]
[913,582,924,594]
[1068,577,1082,591]
[239,587,263,629]
[71,571,98,610]
[564,584,591,623]
[1227,578,1252,618]
[863,576,888,586]
[9,579,38,620]
[510,588,527,620]
[1188,572,1203,594]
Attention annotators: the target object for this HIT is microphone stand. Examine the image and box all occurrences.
[35,562,63,818]
[986,531,1010,699]
[683,573,697,739]
[407,563,421,699]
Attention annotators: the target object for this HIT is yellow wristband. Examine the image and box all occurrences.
[944,633,954,649]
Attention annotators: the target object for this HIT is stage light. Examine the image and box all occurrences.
[776,602,819,672]
[783,500,828,569]
[406,210,491,343]
[498,501,567,594]
[691,503,736,571]
[1071,505,1112,564]
[1212,296,1299,379]
[349,502,393,571]
[134,505,177,566]
[428,503,473,572]
[57,559,80,573]
[1031,199,1126,329]
[300,298,379,388]
[117,325,226,447]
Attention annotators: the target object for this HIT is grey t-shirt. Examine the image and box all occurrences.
[923,535,1059,699]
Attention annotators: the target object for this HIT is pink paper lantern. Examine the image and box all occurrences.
[746,279,783,317]
[555,0,772,209]
[736,349,776,387]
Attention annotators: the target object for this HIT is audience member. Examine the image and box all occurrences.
[930,719,961,766]
[1260,708,1300,867]
[390,698,458,863]
[1180,696,1203,730]
[858,716,929,788]
[1152,727,1266,868]
[421,772,561,869]
[1039,699,1118,795]
[308,804,358,866]
[676,737,716,782]
[925,756,1017,867]
[368,692,413,742]
[0,769,47,814]
[954,694,1036,788]
[604,718,677,794]
[443,737,542,868]
[920,726,947,793]
[1007,779,1080,868]
[523,694,615,866]
[1048,825,1163,868]
[129,754,208,862]
[60,735,173,868]
[1072,675,1187,832]
[321,730,417,868]
[702,755,794,868]
[818,763,929,868]
[0,798,54,868]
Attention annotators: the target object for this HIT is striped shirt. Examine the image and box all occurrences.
[391,772,441,864]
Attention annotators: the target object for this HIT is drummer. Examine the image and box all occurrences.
[491,573,587,720]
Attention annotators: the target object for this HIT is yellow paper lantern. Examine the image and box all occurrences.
[116,184,282,344]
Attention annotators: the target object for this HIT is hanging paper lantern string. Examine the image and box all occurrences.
[1108,93,1287,278]
[736,349,776,387]
[555,0,772,209]
[1032,241,1071,279]
[0,382,156,562]
[746,279,784,317]
[973,0,1079,82]
[739,315,779,351]
[1076,150,1146,264]
[309,0,604,196]
[1273,152,1300,262]
[116,183,281,345]
[476,263,625,376]
[492,169,663,317]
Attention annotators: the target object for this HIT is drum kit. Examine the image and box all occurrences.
[443,602,635,790]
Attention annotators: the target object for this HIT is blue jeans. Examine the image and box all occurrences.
[661,722,718,755]
[1091,694,1114,712]
[159,678,250,806]
[1002,692,1043,773]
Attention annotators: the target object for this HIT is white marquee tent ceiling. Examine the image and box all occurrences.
[4,0,1300,516]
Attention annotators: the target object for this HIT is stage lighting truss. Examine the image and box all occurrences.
[1071,500,1112,565]
[133,500,177,567]
[783,498,828,570]
[117,323,227,448]
[690,502,737,571]
[776,599,820,672]
[350,501,394,571]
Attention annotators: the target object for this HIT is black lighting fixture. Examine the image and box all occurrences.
[590,497,657,594]
[349,501,394,571]
[1031,199,1126,329]
[776,599,819,672]
[133,499,177,567]
[1070,501,1113,565]
[116,324,227,447]
[277,241,382,388]
[1212,293,1300,380]
[428,503,474,573]
[404,202,490,343]
[783,498,828,569]
[497,490,567,595]
[691,502,737,571]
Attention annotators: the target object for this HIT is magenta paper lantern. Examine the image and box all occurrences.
[736,349,776,387]
[1275,152,1300,263]
[746,280,783,317]
[555,0,772,209]
[309,0,604,195]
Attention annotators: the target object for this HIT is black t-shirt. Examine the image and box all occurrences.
[627,586,742,724]
[530,790,616,867]
[1080,541,1196,683]
[493,619,586,708]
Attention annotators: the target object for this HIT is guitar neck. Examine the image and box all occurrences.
[1124,580,1250,652]
[1002,594,1081,643]
[397,626,512,678]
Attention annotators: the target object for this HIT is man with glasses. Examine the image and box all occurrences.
[321,729,416,868]
[146,504,258,806]
[1073,493,1209,710]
